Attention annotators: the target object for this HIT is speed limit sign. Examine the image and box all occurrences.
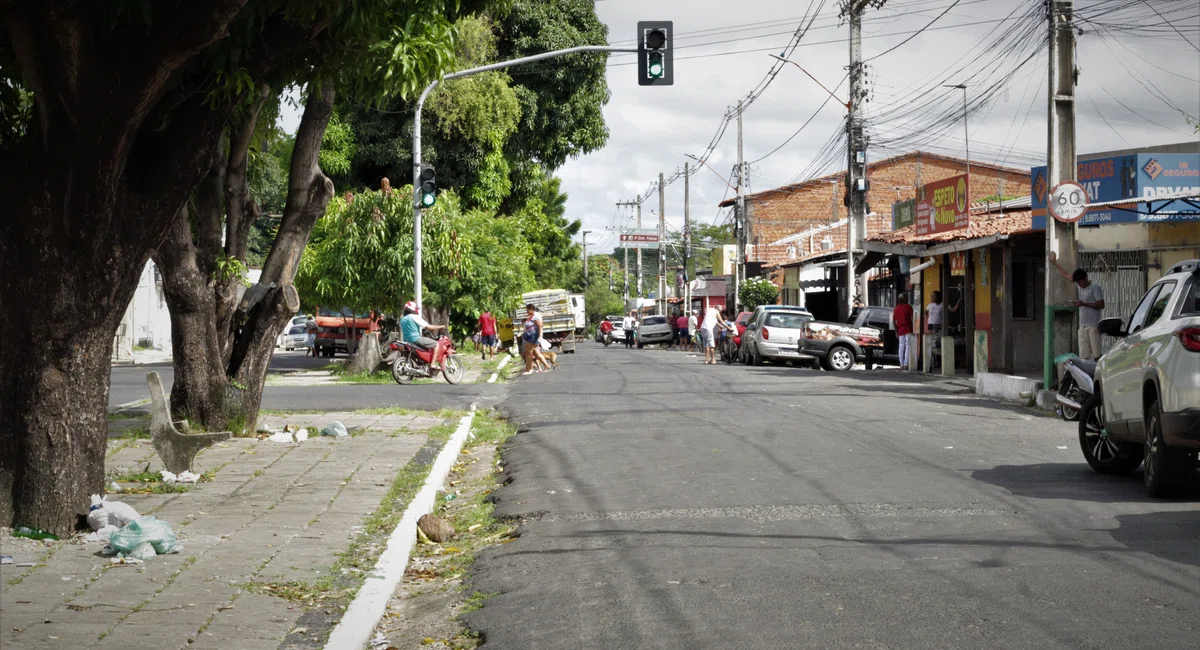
[1048,181,1090,223]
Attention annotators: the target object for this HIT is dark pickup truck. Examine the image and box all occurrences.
[799,306,890,372]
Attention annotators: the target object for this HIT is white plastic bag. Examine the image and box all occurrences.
[108,517,178,557]
[538,338,551,351]
[321,421,349,438]
[87,495,141,531]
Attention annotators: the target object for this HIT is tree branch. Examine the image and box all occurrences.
[225,84,271,262]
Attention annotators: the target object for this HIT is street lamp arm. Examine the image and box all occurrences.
[685,154,739,193]
[411,45,640,309]
[770,54,849,110]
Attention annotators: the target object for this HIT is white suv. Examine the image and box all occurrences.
[1079,259,1200,497]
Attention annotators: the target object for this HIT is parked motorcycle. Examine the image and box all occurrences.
[1055,354,1096,421]
[384,336,464,385]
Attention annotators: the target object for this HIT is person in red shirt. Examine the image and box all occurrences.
[478,310,497,360]
[893,292,915,370]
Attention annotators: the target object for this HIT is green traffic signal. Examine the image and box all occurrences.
[648,52,664,78]
[418,167,437,208]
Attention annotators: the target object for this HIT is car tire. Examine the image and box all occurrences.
[1144,399,1196,498]
[826,345,854,372]
[1078,392,1143,475]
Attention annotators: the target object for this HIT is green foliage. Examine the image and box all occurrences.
[296,186,466,315]
[0,81,32,148]
[319,113,357,178]
[214,255,251,287]
[584,282,624,324]
[740,277,779,311]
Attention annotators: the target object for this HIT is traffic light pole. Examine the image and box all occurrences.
[411,45,637,310]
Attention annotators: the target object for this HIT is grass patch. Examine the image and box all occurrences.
[336,370,396,385]
[110,427,152,441]
[107,469,194,494]
[357,406,467,419]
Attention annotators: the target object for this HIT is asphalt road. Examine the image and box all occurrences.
[465,343,1199,649]
[108,351,495,412]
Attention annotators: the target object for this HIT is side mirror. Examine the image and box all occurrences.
[1098,317,1126,338]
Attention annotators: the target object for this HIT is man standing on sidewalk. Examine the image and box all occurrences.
[893,293,914,370]
[1050,253,1105,360]
[478,309,497,361]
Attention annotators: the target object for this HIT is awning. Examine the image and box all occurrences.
[854,250,886,275]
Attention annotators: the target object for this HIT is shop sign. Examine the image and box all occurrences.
[892,198,916,230]
[950,251,966,276]
[916,174,969,236]
[1030,153,1200,228]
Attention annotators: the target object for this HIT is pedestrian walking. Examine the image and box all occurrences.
[668,312,679,350]
[305,315,318,358]
[478,310,497,361]
[622,310,637,349]
[1050,252,1106,360]
[700,305,720,364]
[688,310,699,352]
[927,290,960,363]
[893,293,914,370]
[521,303,544,375]
[676,312,690,351]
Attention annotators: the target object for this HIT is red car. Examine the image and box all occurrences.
[733,311,752,347]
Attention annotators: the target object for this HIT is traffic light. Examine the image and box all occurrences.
[638,21,673,86]
[418,166,437,208]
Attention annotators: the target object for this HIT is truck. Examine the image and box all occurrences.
[512,289,577,353]
[569,293,586,336]
[798,306,890,372]
[313,306,379,358]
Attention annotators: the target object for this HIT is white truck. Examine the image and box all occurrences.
[513,289,578,353]
[569,293,586,336]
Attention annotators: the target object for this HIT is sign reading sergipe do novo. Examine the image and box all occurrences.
[916,174,969,236]
[1030,153,1200,227]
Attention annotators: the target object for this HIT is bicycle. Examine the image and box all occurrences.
[719,332,739,364]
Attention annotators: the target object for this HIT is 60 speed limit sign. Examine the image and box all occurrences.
[1048,181,1090,223]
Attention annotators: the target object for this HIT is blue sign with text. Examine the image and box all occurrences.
[1031,153,1199,228]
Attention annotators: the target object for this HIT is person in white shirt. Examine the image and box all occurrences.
[687,311,699,350]
[621,311,637,349]
[700,306,721,364]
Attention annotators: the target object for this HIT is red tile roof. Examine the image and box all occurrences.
[870,211,1035,245]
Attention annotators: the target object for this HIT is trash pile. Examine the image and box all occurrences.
[256,420,349,442]
[85,494,180,562]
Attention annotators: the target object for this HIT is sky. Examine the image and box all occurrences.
[278,0,1200,254]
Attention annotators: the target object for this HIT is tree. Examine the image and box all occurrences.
[740,277,779,311]
[0,0,488,535]
[584,282,624,325]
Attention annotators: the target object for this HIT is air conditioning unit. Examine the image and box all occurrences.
[821,237,833,250]
[787,246,797,260]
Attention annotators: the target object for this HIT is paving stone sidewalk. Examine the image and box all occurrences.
[0,411,454,650]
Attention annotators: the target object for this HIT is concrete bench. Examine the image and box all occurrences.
[147,371,232,474]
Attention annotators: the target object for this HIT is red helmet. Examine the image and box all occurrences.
[403,301,419,314]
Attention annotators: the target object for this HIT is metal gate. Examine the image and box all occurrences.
[1078,250,1147,354]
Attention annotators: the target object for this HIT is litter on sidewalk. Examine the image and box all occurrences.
[321,421,349,437]
[160,470,200,484]
[103,516,180,560]
[87,495,141,532]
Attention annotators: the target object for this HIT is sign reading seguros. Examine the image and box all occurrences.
[915,174,969,236]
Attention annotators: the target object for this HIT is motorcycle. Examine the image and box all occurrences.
[602,330,614,347]
[384,336,464,385]
[1055,354,1096,421]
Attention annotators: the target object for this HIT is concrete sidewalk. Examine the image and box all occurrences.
[0,410,457,650]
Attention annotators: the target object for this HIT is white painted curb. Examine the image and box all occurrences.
[323,404,477,650]
[487,354,511,384]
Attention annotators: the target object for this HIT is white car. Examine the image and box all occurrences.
[742,309,813,365]
[1080,259,1200,497]
[283,325,310,351]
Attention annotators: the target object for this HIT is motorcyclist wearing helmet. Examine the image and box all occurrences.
[400,301,445,352]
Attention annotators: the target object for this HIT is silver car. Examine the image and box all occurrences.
[284,325,310,351]
[636,315,674,348]
[1081,259,1200,497]
[742,309,813,365]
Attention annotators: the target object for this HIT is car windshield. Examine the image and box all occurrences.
[318,307,370,318]
[643,316,667,325]
[765,313,810,329]
[737,313,751,325]
[288,325,306,335]
[1180,277,1200,317]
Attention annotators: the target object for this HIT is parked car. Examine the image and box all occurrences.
[606,315,626,340]
[742,309,814,365]
[798,309,886,371]
[636,315,674,348]
[277,315,310,348]
[1078,259,1200,497]
[733,311,752,348]
[848,305,900,365]
[284,325,309,351]
[740,305,810,362]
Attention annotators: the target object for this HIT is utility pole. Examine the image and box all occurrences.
[683,162,692,314]
[844,0,875,316]
[1045,0,1078,388]
[615,201,639,304]
[735,100,745,311]
[943,83,970,198]
[582,230,592,288]
[658,173,666,316]
[636,200,643,300]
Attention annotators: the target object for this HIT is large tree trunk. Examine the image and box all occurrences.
[225,85,337,433]
[157,84,336,435]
